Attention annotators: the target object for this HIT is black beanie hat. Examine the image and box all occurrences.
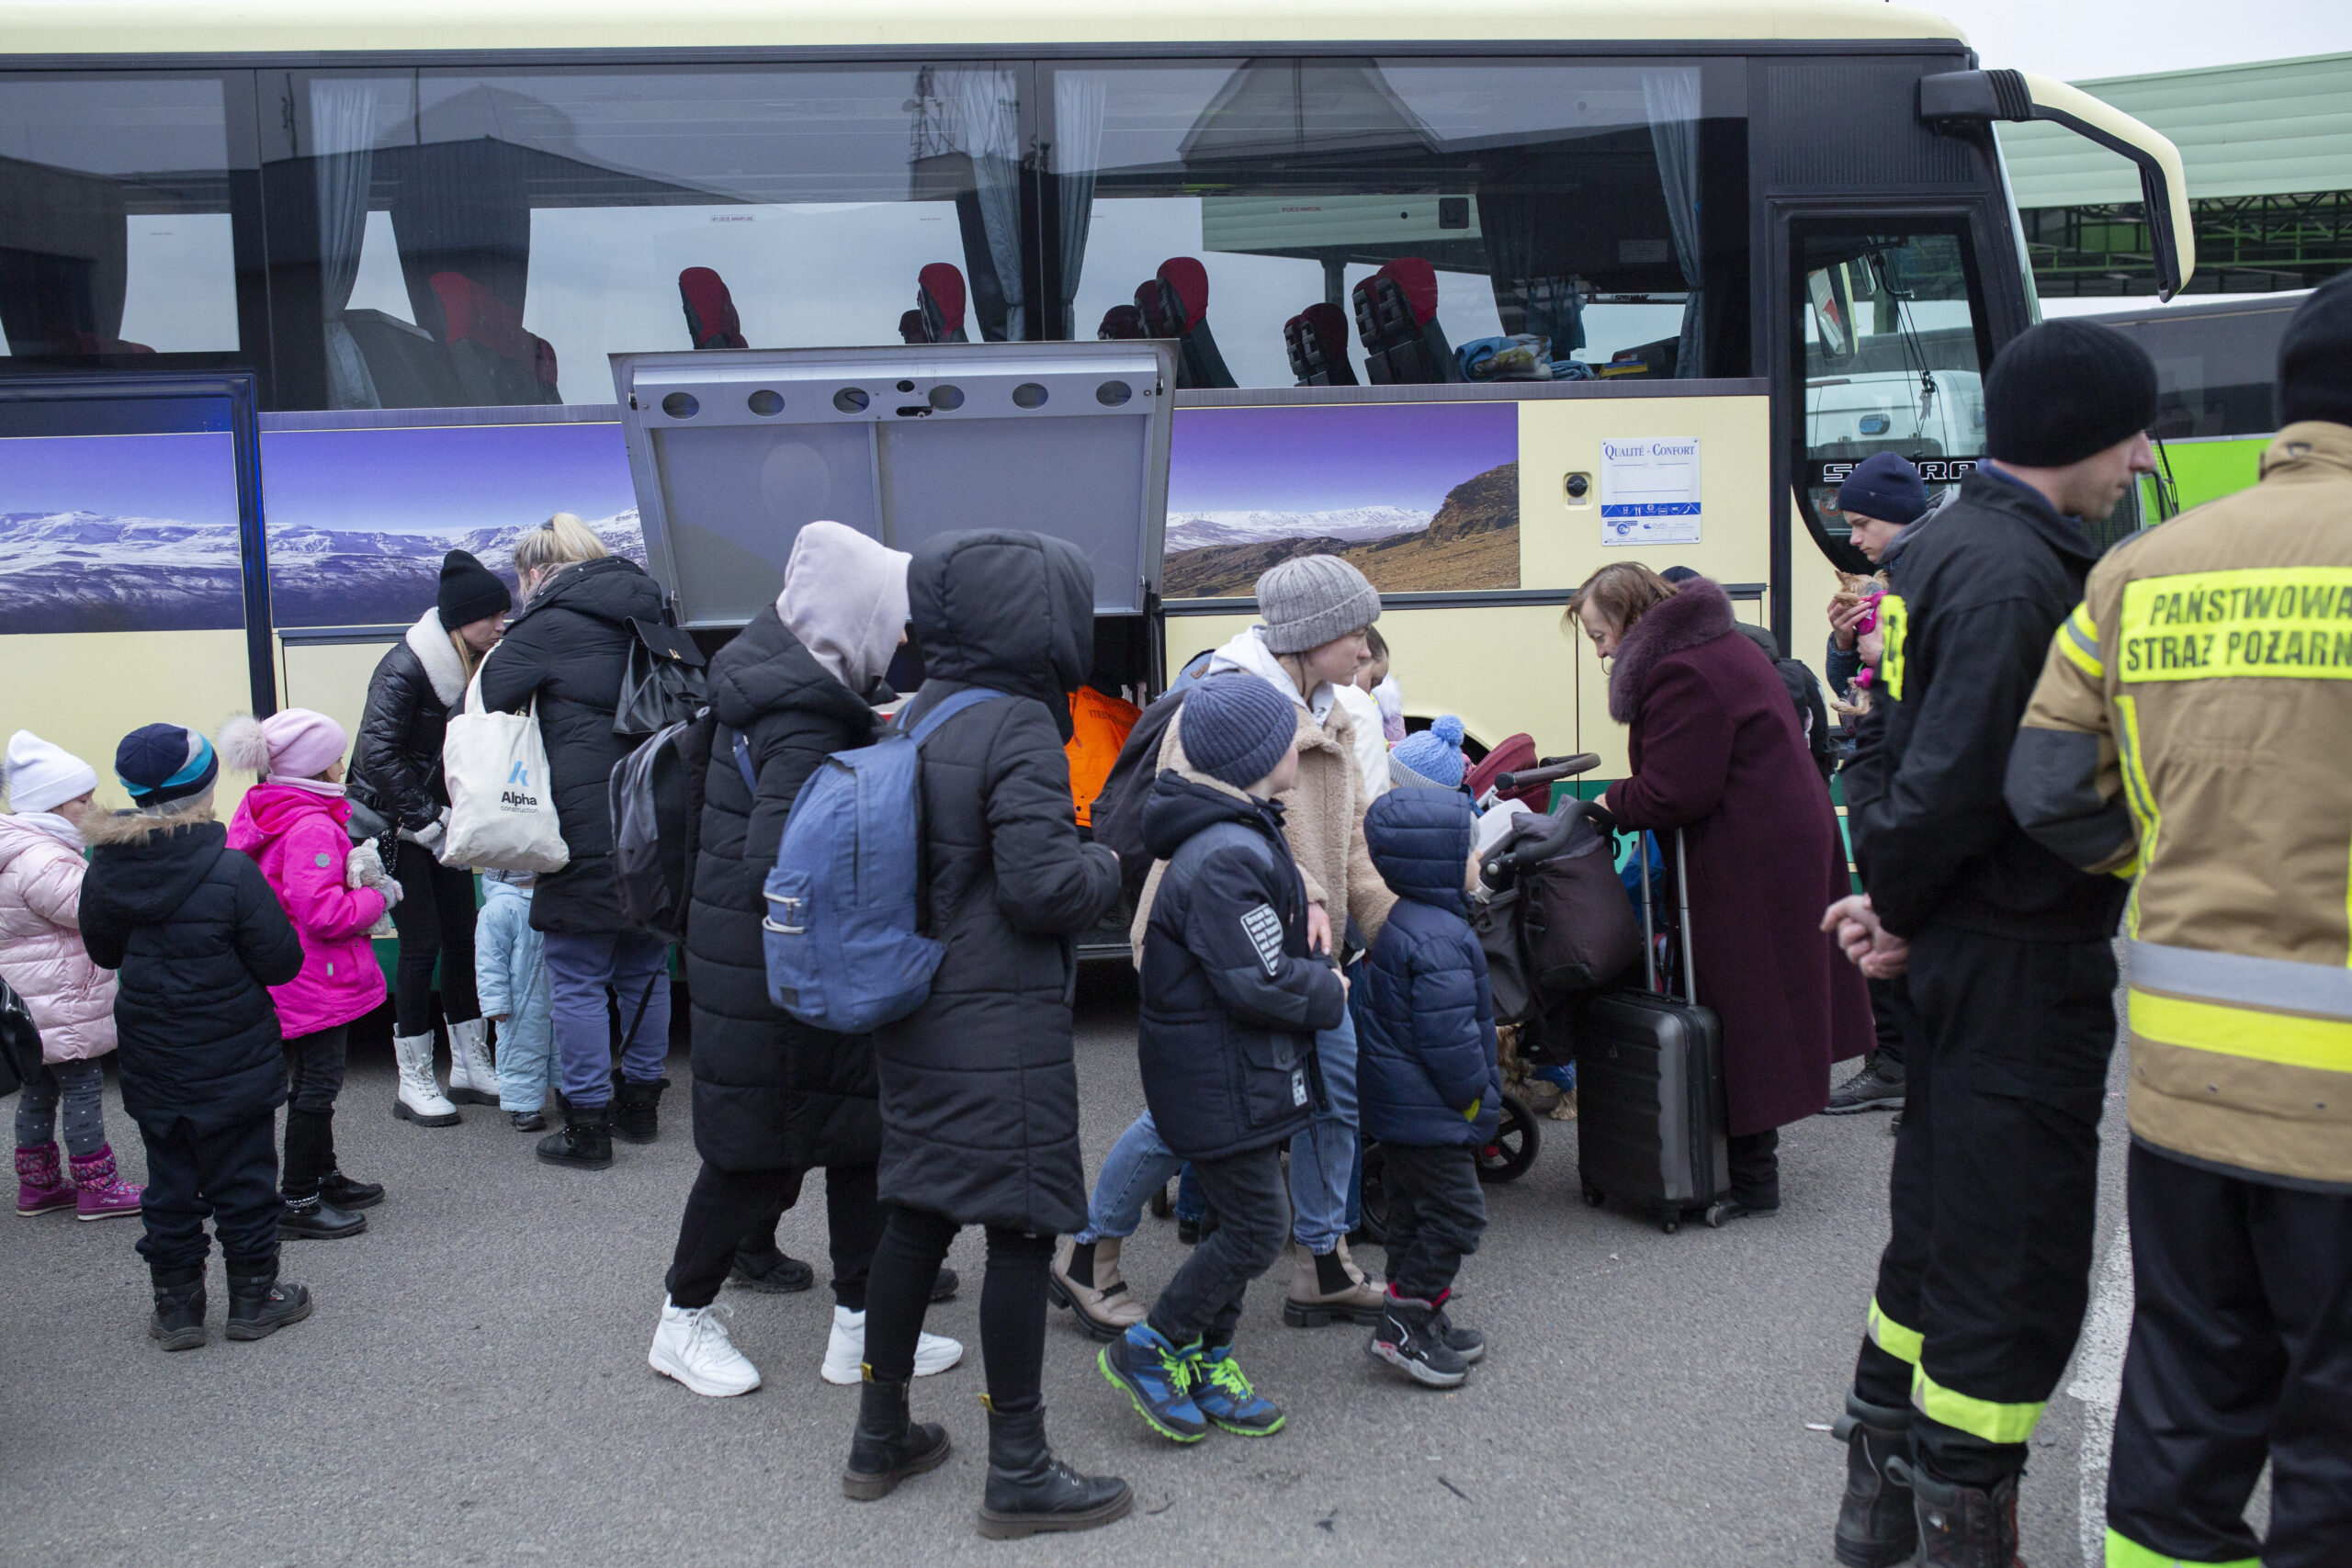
[2278,274,2352,430]
[1834,451,1928,526]
[438,549,511,628]
[1984,320,2158,468]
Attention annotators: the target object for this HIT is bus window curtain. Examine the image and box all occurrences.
[1477,154,1582,360]
[311,78,381,409]
[1053,73,1105,337]
[1643,67,1704,377]
[953,68,1026,342]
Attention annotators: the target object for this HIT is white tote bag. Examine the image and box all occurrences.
[440,649,570,874]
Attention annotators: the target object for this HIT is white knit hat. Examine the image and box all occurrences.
[5,730,98,815]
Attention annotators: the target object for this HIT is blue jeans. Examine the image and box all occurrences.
[1288,1003,1360,1254]
[1075,1110,1181,1246]
[543,930,673,1110]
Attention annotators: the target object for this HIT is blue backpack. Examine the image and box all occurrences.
[751,686,1008,1033]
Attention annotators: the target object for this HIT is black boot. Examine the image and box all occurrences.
[148,1264,207,1351]
[977,1404,1132,1540]
[841,1379,952,1501]
[1832,1393,1918,1567]
[1902,1460,2023,1568]
[224,1267,313,1341]
[729,1246,816,1293]
[313,1110,382,1210]
[537,1106,614,1169]
[279,1192,368,1240]
[611,1076,669,1145]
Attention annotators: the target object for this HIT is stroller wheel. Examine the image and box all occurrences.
[1702,1202,1729,1229]
[1660,1215,1681,1235]
[1582,1188,1606,1208]
[1474,1091,1541,1184]
[1355,1141,1391,1246]
[1148,1179,1173,1220]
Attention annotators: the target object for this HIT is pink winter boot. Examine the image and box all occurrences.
[17,1142,76,1215]
[69,1145,144,1221]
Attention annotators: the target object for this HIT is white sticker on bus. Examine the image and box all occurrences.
[1600,437,1702,547]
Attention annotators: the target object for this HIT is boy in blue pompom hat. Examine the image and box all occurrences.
[79,723,313,1350]
[1100,673,1349,1444]
[1388,716,1466,792]
[1355,784,1499,1388]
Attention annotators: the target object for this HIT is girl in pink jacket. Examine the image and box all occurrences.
[221,710,399,1240]
[4,731,142,1220]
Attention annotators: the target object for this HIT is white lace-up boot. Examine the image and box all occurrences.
[649,1298,762,1397]
[821,1305,964,1386]
[390,1032,459,1126]
[444,1017,499,1106]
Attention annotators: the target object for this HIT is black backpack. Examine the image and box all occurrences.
[609,708,749,940]
[613,615,708,739]
[1090,683,1189,899]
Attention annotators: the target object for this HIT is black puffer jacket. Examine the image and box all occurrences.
[875,530,1124,1234]
[350,609,474,833]
[479,556,669,935]
[685,605,883,1172]
[1847,468,2128,942]
[77,807,303,1131]
[1136,770,1345,1162]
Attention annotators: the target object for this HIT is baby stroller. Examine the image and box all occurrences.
[1357,754,1619,1243]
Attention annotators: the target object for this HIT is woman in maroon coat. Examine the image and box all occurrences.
[1573,564,1871,1216]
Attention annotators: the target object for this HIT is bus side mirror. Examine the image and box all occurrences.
[1917,67,2194,300]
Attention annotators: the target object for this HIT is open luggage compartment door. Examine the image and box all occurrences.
[608,342,1178,628]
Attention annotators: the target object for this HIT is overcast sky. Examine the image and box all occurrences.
[1932,0,2352,82]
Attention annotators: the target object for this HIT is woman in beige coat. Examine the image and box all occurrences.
[4,731,141,1220]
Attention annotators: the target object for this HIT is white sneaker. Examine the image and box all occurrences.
[649,1298,762,1397]
[820,1305,964,1386]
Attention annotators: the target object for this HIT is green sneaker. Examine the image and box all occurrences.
[1192,1344,1284,1436]
[1099,1325,1207,1443]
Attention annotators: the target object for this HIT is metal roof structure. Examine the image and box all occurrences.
[2002,52,2352,209]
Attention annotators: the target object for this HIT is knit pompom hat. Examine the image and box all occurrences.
[1181,672,1299,790]
[1255,554,1381,655]
[219,708,348,782]
[1390,715,1466,790]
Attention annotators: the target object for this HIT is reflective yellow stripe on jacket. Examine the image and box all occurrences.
[2127,941,2352,1075]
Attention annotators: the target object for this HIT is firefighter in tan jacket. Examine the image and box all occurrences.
[2007,276,2352,1568]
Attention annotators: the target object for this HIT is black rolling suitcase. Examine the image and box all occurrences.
[1571,829,1732,1233]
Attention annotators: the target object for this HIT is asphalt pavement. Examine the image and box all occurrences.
[2,965,2132,1568]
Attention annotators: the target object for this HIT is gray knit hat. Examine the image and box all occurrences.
[1182,672,1298,790]
[1255,554,1381,654]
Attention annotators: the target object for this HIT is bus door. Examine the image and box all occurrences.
[0,372,274,813]
[1774,213,2005,704]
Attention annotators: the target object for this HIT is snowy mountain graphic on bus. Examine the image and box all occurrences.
[0,508,645,635]
[1164,506,1428,554]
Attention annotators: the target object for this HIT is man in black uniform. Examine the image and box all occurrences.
[1822,321,2157,1568]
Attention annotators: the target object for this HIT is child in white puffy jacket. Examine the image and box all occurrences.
[2,731,142,1221]
[476,869,553,1131]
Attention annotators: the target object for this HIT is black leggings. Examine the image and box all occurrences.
[664,1162,879,1312]
[864,1205,1051,1410]
[390,841,480,1036]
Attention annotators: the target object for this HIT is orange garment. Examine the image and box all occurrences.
[1066,686,1140,827]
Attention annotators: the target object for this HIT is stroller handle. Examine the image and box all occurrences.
[1494,753,1601,792]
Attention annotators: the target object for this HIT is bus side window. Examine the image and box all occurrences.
[1045,58,1749,389]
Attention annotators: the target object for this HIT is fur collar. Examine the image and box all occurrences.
[1608,578,1736,723]
[405,609,469,707]
[81,801,217,847]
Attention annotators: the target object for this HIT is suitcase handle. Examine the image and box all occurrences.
[1633,828,1698,1006]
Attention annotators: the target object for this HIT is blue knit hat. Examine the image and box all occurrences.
[1834,452,1927,527]
[1390,715,1466,790]
[1182,672,1298,790]
[115,723,218,809]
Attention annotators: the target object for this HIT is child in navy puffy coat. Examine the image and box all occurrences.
[1356,785,1501,1388]
[1102,672,1347,1445]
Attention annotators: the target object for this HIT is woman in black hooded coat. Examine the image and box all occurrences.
[841,529,1131,1539]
